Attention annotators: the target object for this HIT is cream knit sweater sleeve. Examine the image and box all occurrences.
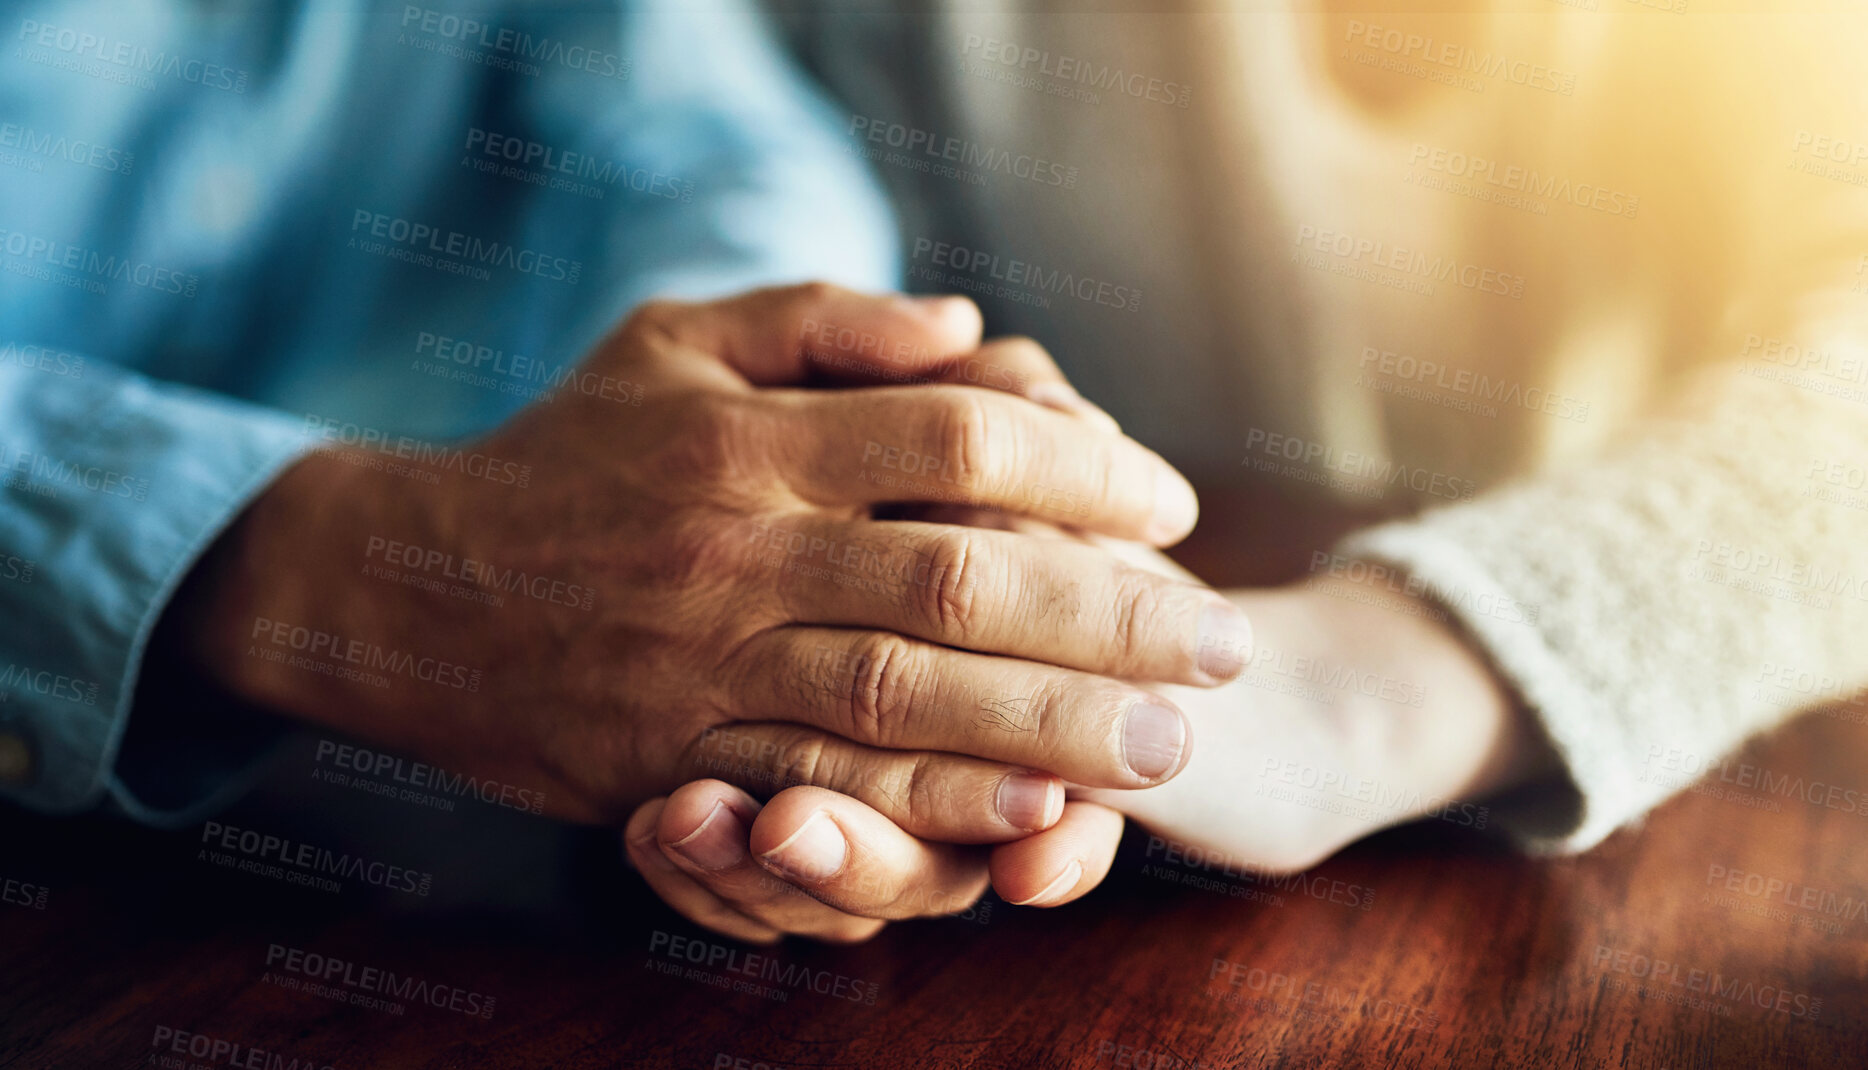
[1344,350,1868,853]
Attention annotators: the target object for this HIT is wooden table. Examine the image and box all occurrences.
[4,695,1863,1070]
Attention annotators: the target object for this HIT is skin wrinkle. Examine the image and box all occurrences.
[901,752,942,832]
[927,530,981,644]
[939,390,994,497]
[847,631,906,746]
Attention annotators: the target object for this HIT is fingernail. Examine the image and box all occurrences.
[759,811,848,883]
[1028,382,1122,433]
[1123,700,1187,780]
[1147,466,1199,544]
[1009,859,1084,907]
[666,801,748,873]
[1197,601,1254,679]
[996,773,1061,831]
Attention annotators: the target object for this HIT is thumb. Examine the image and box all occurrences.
[639,281,983,385]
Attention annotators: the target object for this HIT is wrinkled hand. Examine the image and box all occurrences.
[170,285,1252,841]
[625,486,1219,942]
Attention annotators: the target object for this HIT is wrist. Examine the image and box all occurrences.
[162,448,401,725]
[1286,571,1551,805]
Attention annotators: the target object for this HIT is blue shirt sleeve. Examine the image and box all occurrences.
[0,0,900,824]
[0,360,316,820]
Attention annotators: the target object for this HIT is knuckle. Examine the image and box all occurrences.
[654,513,752,594]
[933,391,995,491]
[622,297,688,342]
[664,396,762,482]
[790,279,839,306]
[1089,439,1124,513]
[915,530,986,643]
[779,281,840,335]
[1109,571,1168,670]
[773,732,831,792]
[896,753,944,832]
[1009,676,1078,771]
[996,335,1048,360]
[1023,676,1068,748]
[845,633,921,745]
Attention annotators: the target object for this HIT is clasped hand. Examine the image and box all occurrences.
[173,283,1256,942]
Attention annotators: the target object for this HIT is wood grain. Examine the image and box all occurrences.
[3,703,1863,1070]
